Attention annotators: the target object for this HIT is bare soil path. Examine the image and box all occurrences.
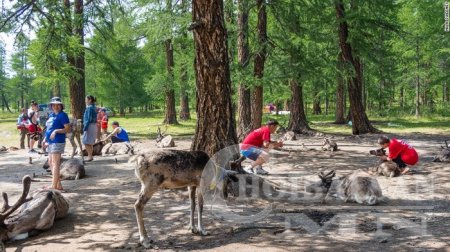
[1,132,449,251]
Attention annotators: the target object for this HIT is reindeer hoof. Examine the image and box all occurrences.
[199,229,209,236]
[140,237,153,248]
[188,226,199,234]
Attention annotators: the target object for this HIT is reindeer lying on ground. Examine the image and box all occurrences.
[322,138,338,151]
[306,170,383,205]
[132,150,238,249]
[432,140,450,162]
[0,176,69,250]
[368,148,401,177]
[43,158,85,180]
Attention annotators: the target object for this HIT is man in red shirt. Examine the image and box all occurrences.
[240,120,283,175]
[378,136,419,175]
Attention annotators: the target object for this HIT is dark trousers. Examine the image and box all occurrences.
[393,156,407,168]
[111,136,125,143]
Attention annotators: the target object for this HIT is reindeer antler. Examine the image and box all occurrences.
[0,176,32,223]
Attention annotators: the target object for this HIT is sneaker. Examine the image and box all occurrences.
[255,166,269,175]
[244,165,254,174]
[28,149,37,154]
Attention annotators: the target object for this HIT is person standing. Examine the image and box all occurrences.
[17,108,30,149]
[27,100,41,153]
[100,108,109,135]
[83,95,98,161]
[43,97,70,191]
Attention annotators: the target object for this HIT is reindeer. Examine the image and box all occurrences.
[132,150,238,249]
[322,138,338,151]
[368,148,401,177]
[0,176,69,250]
[432,140,450,162]
[306,170,383,205]
[43,158,85,180]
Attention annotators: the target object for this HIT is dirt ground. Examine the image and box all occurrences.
[1,132,449,252]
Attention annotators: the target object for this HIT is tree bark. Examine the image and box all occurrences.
[288,79,310,133]
[415,38,420,117]
[66,0,86,120]
[312,87,321,115]
[236,0,252,140]
[163,38,178,124]
[335,0,377,135]
[251,0,267,130]
[335,53,345,124]
[191,0,237,156]
[179,0,191,121]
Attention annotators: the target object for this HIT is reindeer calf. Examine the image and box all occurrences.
[132,150,238,249]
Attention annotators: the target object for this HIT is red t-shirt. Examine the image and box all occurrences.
[240,126,271,150]
[388,138,419,165]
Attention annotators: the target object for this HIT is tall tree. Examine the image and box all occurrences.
[191,0,237,156]
[236,0,251,140]
[335,52,346,123]
[163,0,178,124]
[251,0,267,129]
[178,0,191,120]
[335,0,377,134]
[288,79,310,132]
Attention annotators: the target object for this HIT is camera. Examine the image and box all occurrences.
[369,148,386,156]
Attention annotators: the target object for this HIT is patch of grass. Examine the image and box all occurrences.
[1,110,448,148]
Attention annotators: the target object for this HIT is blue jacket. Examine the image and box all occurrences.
[83,104,97,132]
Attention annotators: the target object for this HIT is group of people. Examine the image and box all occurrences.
[17,96,129,191]
[239,119,419,175]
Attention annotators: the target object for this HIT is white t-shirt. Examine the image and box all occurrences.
[27,108,39,124]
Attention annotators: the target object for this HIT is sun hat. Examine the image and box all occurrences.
[49,97,64,110]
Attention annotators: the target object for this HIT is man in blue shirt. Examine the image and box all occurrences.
[103,121,129,143]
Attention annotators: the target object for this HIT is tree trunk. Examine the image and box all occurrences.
[236,0,252,140]
[335,0,377,134]
[415,38,420,117]
[179,0,191,121]
[288,79,310,133]
[191,0,237,156]
[53,83,61,98]
[164,39,178,124]
[312,88,321,115]
[66,0,86,120]
[400,86,404,108]
[251,0,267,130]
[335,52,345,124]
[179,85,191,120]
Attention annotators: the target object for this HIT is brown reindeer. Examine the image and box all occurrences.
[132,150,238,248]
[0,176,69,250]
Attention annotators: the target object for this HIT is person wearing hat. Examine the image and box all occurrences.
[43,97,71,191]
[83,95,98,161]
[103,121,129,143]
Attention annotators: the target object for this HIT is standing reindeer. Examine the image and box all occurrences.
[132,150,238,248]
[0,176,69,250]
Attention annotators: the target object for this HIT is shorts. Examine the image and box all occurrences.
[48,143,65,154]
[240,147,263,161]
